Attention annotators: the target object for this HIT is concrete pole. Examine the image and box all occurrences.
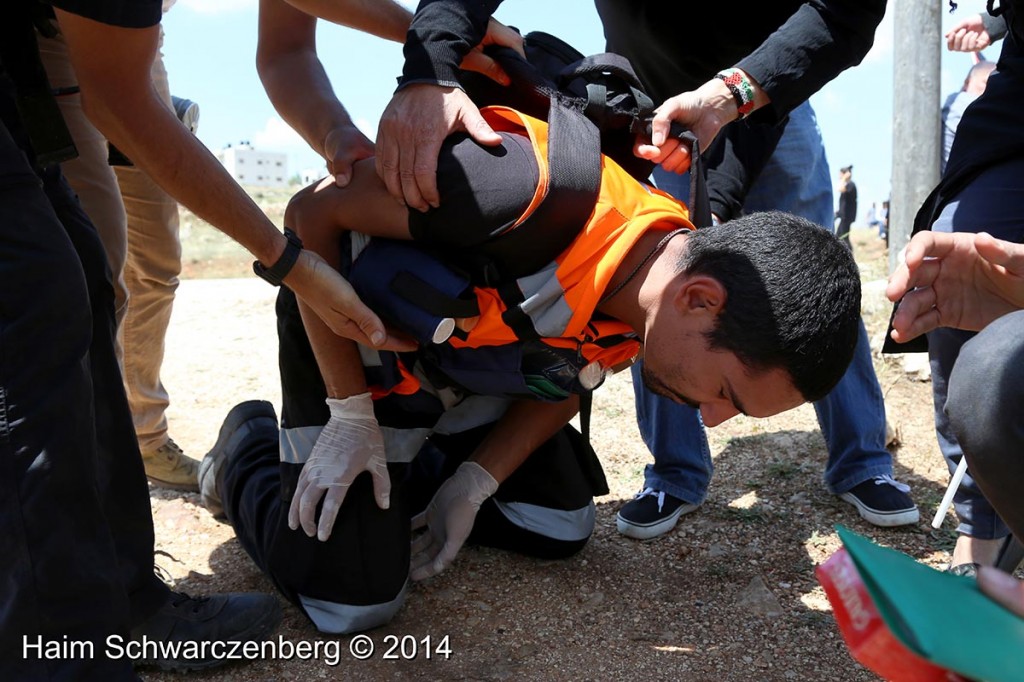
[890,0,942,274]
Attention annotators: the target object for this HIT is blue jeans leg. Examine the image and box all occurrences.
[744,102,892,493]
[926,156,1024,538]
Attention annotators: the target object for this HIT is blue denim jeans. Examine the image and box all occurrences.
[927,156,1024,538]
[634,101,892,504]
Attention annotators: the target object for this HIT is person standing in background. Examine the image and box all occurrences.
[941,60,995,173]
[835,164,857,247]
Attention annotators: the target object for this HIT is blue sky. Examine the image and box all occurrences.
[163,0,992,218]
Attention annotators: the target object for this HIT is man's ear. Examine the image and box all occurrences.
[674,275,727,316]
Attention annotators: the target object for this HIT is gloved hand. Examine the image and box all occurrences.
[287,392,390,542]
[410,461,498,581]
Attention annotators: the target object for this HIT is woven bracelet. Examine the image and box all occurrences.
[714,67,756,120]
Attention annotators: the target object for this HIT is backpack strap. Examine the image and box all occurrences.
[686,129,713,229]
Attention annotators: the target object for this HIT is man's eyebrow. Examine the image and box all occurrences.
[723,378,749,416]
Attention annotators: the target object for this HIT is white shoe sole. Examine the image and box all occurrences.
[616,503,699,540]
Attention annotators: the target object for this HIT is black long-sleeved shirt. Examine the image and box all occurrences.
[594,0,884,125]
[401,0,884,122]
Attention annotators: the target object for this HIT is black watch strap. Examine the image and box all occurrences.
[253,228,303,287]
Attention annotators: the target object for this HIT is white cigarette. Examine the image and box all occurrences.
[932,456,969,529]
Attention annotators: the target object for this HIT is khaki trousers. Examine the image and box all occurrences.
[39,28,182,452]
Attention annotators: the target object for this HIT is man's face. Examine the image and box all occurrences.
[641,330,804,428]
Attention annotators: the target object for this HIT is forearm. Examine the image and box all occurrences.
[257,0,410,160]
[57,13,286,265]
[287,187,371,397]
[283,0,411,39]
[470,397,579,484]
[101,94,284,266]
[299,299,370,398]
[296,225,368,395]
[399,0,502,89]
[104,101,283,263]
[736,0,885,122]
[259,46,356,159]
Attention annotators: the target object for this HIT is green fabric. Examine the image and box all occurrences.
[837,525,1024,682]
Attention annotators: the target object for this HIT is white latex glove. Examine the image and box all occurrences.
[410,461,498,581]
[288,393,390,541]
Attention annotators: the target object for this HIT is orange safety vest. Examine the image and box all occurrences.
[360,106,695,403]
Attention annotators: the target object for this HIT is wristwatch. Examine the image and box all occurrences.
[253,228,303,286]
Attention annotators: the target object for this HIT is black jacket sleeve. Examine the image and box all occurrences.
[398,0,504,91]
[703,121,784,221]
[981,12,1009,42]
[737,0,886,123]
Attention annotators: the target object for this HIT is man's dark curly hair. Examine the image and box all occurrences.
[676,211,862,401]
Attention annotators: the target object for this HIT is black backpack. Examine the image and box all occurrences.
[454,31,711,284]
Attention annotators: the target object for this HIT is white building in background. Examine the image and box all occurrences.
[217,142,287,188]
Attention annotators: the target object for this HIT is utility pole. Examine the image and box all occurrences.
[890,0,942,274]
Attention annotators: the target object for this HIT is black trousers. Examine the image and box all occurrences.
[217,287,600,634]
[0,99,168,679]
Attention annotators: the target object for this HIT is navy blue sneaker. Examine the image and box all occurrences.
[616,487,700,540]
[838,475,919,527]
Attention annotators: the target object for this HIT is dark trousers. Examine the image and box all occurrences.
[218,288,599,634]
[928,156,1024,539]
[0,114,167,680]
[946,310,1024,545]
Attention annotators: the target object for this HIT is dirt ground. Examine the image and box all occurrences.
[144,203,961,681]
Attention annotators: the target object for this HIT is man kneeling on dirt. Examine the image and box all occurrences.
[197,107,862,634]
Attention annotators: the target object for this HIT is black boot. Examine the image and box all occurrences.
[130,590,282,672]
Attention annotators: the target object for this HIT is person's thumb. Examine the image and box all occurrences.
[976,232,1024,274]
[333,168,353,188]
[462,108,502,146]
[650,113,672,148]
[345,303,387,347]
